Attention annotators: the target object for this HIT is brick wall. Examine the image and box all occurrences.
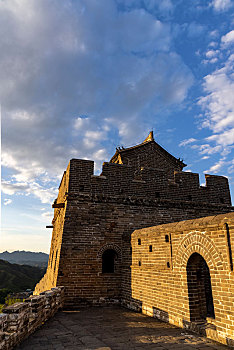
[34,157,233,308]
[0,287,64,350]
[129,213,234,347]
[34,163,70,295]
[70,159,231,204]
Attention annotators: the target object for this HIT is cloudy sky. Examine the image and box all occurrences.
[1,0,234,253]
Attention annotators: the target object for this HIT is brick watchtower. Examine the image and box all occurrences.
[34,132,233,308]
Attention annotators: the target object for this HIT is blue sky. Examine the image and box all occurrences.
[1,0,234,253]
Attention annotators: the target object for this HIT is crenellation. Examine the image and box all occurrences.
[56,159,232,205]
[205,174,231,205]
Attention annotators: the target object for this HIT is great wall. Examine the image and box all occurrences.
[0,287,64,349]
[1,132,233,348]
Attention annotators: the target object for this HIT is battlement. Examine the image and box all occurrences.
[64,159,231,205]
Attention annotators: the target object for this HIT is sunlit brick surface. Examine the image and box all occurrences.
[130,213,234,346]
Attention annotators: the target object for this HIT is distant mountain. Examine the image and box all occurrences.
[0,259,46,292]
[0,251,49,268]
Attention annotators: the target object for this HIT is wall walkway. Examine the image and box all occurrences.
[17,307,231,349]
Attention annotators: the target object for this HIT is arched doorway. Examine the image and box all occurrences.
[102,249,118,273]
[186,253,215,321]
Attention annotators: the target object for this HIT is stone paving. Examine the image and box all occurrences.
[17,307,231,350]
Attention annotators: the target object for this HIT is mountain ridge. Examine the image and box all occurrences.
[0,250,49,268]
[0,259,46,292]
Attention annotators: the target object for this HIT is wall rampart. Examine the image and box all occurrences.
[68,159,231,205]
[54,194,232,308]
[35,158,233,306]
[129,212,234,347]
[34,163,70,295]
[0,287,64,350]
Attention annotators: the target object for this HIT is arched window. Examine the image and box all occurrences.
[187,253,215,321]
[102,249,118,273]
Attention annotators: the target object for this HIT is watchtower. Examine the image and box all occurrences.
[34,132,233,308]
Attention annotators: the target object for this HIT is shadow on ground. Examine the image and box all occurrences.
[17,306,231,350]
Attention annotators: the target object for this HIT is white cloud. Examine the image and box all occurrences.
[41,211,53,223]
[211,0,233,11]
[11,110,34,121]
[199,144,222,155]
[198,39,234,181]
[1,178,57,204]
[179,138,197,147]
[207,161,224,173]
[1,180,29,195]
[115,0,174,15]
[205,50,219,58]
[1,0,193,204]
[41,211,53,218]
[221,30,234,46]
[4,199,12,206]
[206,129,234,146]
[208,41,218,48]
[198,54,234,138]
[85,130,106,141]
[93,149,108,161]
[209,30,219,38]
[204,158,231,174]
[209,57,218,64]
[27,182,57,204]
[228,160,234,173]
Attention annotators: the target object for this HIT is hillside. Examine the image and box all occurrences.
[0,259,46,292]
[0,250,49,268]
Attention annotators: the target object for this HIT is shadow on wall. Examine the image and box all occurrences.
[182,319,216,337]
[152,307,169,323]
[226,338,234,347]
[186,253,215,322]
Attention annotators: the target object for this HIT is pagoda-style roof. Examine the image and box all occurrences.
[110,131,186,171]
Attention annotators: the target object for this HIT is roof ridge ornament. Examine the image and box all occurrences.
[143,131,154,143]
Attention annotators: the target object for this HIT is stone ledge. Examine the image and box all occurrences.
[65,192,234,209]
[132,212,234,235]
[0,286,64,350]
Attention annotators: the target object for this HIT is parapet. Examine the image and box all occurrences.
[0,287,64,350]
[133,211,234,235]
[58,159,232,206]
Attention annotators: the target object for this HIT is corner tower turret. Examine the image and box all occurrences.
[110,131,186,178]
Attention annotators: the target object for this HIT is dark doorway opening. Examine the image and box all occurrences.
[102,249,118,273]
[186,253,215,321]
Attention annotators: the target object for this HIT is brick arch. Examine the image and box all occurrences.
[174,230,223,271]
[97,244,122,260]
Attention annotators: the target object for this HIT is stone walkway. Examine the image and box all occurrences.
[17,307,231,350]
